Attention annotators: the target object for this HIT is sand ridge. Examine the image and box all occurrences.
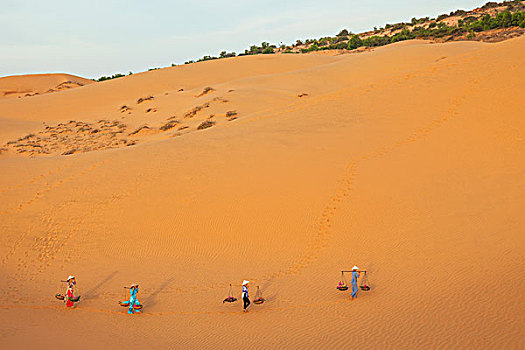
[0,73,94,99]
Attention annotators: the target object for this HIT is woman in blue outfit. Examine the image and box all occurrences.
[351,266,361,300]
[128,284,141,314]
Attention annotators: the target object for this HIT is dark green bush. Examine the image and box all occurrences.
[197,55,217,62]
[96,73,125,82]
[482,2,499,10]
[363,35,390,47]
[330,42,348,49]
[219,51,236,58]
[391,23,407,31]
[391,29,415,43]
[301,43,319,53]
[347,35,363,49]
[450,9,467,16]
[466,10,525,31]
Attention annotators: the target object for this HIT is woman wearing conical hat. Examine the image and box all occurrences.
[65,275,76,308]
[350,266,361,300]
[242,280,250,312]
[127,284,141,315]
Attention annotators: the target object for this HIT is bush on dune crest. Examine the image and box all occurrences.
[347,35,363,50]
[95,72,132,82]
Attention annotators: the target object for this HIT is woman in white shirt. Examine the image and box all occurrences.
[242,280,250,312]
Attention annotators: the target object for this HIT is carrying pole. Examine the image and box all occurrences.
[341,270,367,273]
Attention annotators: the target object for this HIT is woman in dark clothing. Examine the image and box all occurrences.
[242,280,250,312]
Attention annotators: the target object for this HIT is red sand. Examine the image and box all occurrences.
[0,38,524,349]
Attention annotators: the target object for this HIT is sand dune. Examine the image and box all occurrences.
[0,37,524,349]
[0,73,94,100]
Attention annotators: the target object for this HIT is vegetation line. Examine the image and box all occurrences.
[94,1,525,81]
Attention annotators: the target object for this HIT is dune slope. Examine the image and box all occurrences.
[0,73,94,99]
[0,38,524,349]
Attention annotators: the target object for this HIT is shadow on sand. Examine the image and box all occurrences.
[143,277,176,307]
[83,271,119,299]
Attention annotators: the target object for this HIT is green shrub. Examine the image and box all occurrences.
[332,42,348,49]
[391,23,407,31]
[450,9,467,16]
[466,10,525,31]
[391,28,415,43]
[347,35,363,49]
[301,43,319,53]
[219,51,236,58]
[96,73,125,81]
[363,35,390,47]
[197,55,217,62]
[481,2,499,10]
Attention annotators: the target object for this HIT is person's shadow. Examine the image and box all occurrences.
[83,271,119,299]
[257,280,274,302]
[143,277,175,307]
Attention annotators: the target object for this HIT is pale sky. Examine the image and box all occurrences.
[1,0,483,78]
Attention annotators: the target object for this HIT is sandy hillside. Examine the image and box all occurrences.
[0,37,524,349]
[0,73,94,100]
